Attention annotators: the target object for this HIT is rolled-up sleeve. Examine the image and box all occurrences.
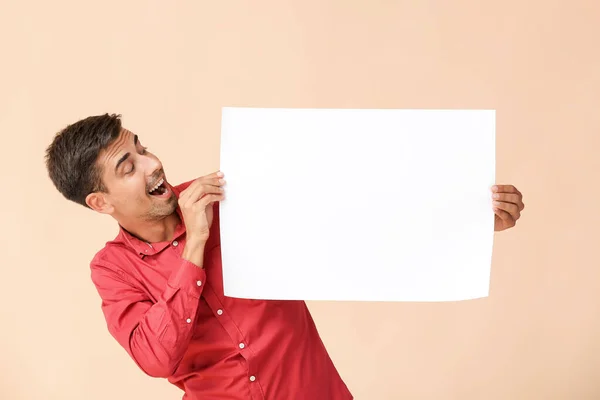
[91,258,206,378]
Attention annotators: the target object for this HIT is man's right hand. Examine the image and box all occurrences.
[178,171,226,244]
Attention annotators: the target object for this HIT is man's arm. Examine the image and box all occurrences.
[90,172,224,377]
[90,252,206,378]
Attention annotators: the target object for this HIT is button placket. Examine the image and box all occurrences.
[201,284,258,379]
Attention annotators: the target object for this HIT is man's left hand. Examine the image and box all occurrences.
[491,185,525,231]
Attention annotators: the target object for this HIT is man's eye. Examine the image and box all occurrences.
[127,164,135,174]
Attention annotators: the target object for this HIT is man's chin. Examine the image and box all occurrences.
[156,192,177,210]
[145,198,177,221]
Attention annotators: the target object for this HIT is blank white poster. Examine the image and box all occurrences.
[219,107,496,302]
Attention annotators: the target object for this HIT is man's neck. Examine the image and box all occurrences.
[118,212,181,244]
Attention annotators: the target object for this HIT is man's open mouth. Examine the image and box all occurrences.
[148,178,167,196]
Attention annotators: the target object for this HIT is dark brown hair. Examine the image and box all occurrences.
[45,113,123,208]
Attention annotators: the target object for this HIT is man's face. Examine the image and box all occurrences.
[90,128,178,221]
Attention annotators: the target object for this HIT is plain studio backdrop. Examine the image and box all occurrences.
[1,1,599,399]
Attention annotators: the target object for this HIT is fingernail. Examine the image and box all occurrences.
[493,201,500,206]
[217,171,224,177]
[219,179,225,184]
[492,185,498,191]
[493,194,499,199]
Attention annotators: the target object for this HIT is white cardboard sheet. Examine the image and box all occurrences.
[218,107,496,302]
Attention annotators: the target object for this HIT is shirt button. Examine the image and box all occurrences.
[196,280,202,286]
[186,318,192,323]
[173,240,179,247]
[217,309,223,315]
[239,343,245,349]
[249,376,256,382]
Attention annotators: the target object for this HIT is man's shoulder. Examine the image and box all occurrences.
[89,238,131,270]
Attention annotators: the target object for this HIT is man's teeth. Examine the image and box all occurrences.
[148,178,164,194]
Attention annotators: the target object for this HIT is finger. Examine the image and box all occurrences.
[181,176,225,200]
[204,177,226,187]
[189,183,224,203]
[180,184,224,208]
[492,193,524,211]
[493,200,521,220]
[184,171,224,190]
[197,193,225,207]
[192,177,226,191]
[200,171,224,181]
[494,208,516,227]
[492,185,520,195]
[198,170,223,178]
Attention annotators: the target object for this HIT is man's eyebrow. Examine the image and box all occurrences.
[114,134,138,172]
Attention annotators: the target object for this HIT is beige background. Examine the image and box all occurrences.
[1,0,599,399]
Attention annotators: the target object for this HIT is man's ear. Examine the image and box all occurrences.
[86,191,113,214]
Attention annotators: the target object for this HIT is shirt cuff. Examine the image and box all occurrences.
[165,259,207,299]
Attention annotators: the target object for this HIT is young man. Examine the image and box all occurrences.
[45,113,524,400]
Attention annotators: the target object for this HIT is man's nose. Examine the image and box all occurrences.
[142,154,162,175]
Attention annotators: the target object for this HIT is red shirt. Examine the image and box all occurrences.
[90,178,353,399]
